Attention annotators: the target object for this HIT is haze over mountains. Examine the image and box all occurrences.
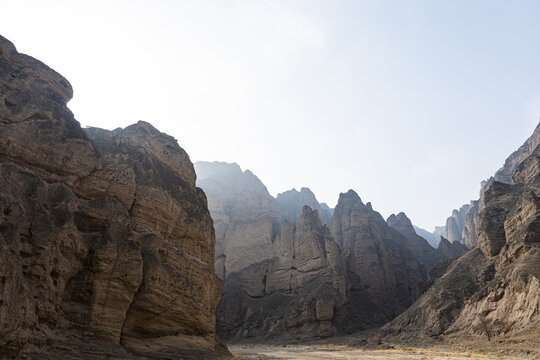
[0,33,539,359]
[195,161,468,340]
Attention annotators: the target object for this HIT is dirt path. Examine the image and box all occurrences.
[229,344,501,360]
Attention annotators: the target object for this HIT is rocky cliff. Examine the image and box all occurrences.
[436,236,469,259]
[276,187,333,226]
[435,123,540,249]
[196,162,431,339]
[194,161,280,281]
[382,124,540,341]
[195,162,347,340]
[413,225,440,248]
[330,192,424,329]
[0,35,226,359]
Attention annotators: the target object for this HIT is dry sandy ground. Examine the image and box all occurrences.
[230,334,540,360]
[230,344,536,359]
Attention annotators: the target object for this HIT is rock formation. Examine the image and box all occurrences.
[276,187,333,226]
[435,123,540,249]
[436,236,469,259]
[387,213,444,274]
[330,191,423,329]
[195,162,347,340]
[0,35,226,358]
[196,162,430,339]
[444,205,470,244]
[382,123,540,341]
[194,161,280,282]
[218,206,347,340]
[413,225,440,248]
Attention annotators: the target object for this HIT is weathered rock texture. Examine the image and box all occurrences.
[276,187,333,226]
[194,161,279,281]
[196,162,433,340]
[387,212,444,274]
[195,162,347,340]
[382,123,540,341]
[436,236,468,259]
[0,35,226,359]
[330,192,423,329]
[435,123,540,249]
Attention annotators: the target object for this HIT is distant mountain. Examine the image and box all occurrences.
[195,162,432,340]
[413,225,440,248]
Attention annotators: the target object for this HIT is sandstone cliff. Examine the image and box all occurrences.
[382,124,540,341]
[0,35,226,359]
[196,162,430,339]
[387,212,444,274]
[276,187,333,226]
[436,236,469,259]
[195,162,347,340]
[194,161,280,281]
[435,123,540,249]
[330,191,424,329]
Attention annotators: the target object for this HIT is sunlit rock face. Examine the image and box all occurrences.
[0,35,226,359]
[382,123,540,341]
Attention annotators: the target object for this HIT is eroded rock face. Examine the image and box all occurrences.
[276,187,333,226]
[217,207,347,340]
[382,124,540,341]
[433,123,540,249]
[194,161,280,281]
[330,191,423,329]
[195,162,347,340]
[387,212,444,274]
[437,236,469,259]
[0,35,225,359]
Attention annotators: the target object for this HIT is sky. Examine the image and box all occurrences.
[2,0,539,230]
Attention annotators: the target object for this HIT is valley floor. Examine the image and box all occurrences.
[229,332,540,359]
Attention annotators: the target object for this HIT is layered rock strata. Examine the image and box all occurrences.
[196,163,429,340]
[436,123,540,249]
[195,162,347,340]
[330,191,424,329]
[0,35,225,359]
[382,125,540,340]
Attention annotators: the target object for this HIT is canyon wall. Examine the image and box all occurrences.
[0,35,226,359]
[382,124,540,340]
[195,163,451,340]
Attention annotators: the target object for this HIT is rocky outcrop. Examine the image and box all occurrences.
[435,123,540,249]
[276,187,333,226]
[494,122,540,183]
[330,191,423,328]
[217,206,347,340]
[387,213,444,274]
[382,124,540,341]
[196,162,430,339]
[195,162,346,340]
[444,205,470,244]
[413,225,440,248]
[0,35,226,359]
[194,161,279,281]
[437,236,469,258]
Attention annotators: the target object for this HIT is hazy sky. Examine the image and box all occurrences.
[2,0,539,230]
